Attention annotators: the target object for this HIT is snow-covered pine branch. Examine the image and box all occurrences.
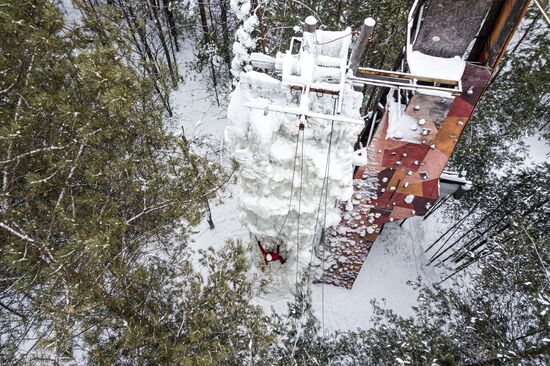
[230,0,258,82]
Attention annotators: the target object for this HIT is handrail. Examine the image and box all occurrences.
[349,76,462,96]
[406,0,422,55]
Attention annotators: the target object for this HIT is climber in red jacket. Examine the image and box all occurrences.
[257,241,286,265]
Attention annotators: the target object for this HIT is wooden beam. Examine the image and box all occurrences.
[349,18,376,73]
[485,0,532,68]
[356,67,460,86]
[290,85,340,96]
[470,0,532,67]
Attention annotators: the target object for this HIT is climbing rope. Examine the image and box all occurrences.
[320,100,337,337]
[295,122,305,292]
[275,122,302,241]
[305,97,337,337]
[278,100,336,338]
[290,120,306,361]
[314,28,360,46]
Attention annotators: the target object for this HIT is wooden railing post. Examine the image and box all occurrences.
[349,18,376,74]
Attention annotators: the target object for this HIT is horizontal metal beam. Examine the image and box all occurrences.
[356,66,460,85]
[348,76,462,95]
[243,102,365,125]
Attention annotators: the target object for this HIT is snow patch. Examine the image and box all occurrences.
[407,50,465,82]
[386,90,422,143]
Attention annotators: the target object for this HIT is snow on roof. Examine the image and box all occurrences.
[407,49,466,82]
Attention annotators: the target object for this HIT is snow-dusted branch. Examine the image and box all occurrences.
[125,200,173,224]
[0,145,67,165]
[53,143,85,212]
[0,221,36,243]
[29,170,60,185]
[0,80,17,96]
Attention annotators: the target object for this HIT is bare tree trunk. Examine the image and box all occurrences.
[205,199,215,229]
[162,0,179,51]
[446,199,549,264]
[180,129,216,229]
[160,0,179,77]
[251,0,266,52]
[209,59,220,106]
[219,0,231,67]
[119,0,173,115]
[429,203,507,264]
[207,0,215,33]
[198,0,210,44]
[425,203,479,254]
[335,0,343,27]
[149,0,178,86]
[423,193,451,221]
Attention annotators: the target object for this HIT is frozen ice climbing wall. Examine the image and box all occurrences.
[225,28,364,254]
[226,72,363,252]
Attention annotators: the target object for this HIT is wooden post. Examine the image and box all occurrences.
[304,15,317,33]
[301,16,317,83]
[349,18,376,74]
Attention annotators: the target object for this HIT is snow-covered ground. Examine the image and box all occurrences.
[169,41,229,138]
[256,215,444,332]
[183,163,445,332]
[525,134,550,166]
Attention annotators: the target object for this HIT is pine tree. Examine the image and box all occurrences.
[425,163,549,267]
[0,1,267,364]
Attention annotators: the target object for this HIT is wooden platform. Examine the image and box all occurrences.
[413,0,494,58]
[315,64,492,289]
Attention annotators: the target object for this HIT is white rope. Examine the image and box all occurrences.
[305,98,337,337]
[320,123,334,338]
[295,126,305,291]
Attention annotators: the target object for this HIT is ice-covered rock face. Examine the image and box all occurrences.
[225,71,363,253]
